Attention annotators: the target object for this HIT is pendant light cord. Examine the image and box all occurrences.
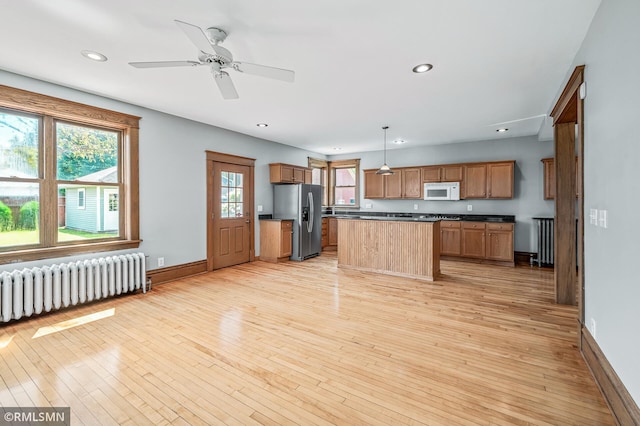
[382,126,389,163]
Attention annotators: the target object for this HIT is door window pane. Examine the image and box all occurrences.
[221,171,244,218]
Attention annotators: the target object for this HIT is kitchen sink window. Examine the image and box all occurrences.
[329,159,360,208]
[308,157,328,206]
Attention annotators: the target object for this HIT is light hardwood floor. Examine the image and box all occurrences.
[0,254,613,425]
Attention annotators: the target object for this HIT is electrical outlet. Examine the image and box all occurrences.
[467,204,473,212]
[365,203,372,209]
[590,318,597,339]
[414,204,418,210]
[158,257,165,267]
[257,205,263,212]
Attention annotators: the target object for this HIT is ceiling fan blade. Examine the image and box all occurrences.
[214,72,239,100]
[233,62,295,83]
[174,20,227,57]
[129,60,201,69]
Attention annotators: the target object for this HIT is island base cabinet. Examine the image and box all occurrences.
[337,218,440,281]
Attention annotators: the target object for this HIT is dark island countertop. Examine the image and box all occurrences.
[322,211,515,223]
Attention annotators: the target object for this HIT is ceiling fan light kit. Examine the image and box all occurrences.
[376,126,395,176]
[128,20,295,100]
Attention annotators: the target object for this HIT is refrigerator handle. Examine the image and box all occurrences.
[308,191,314,233]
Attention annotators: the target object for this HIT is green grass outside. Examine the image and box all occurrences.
[0,228,118,246]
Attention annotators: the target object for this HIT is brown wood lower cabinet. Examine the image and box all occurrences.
[321,218,329,248]
[441,221,462,256]
[486,223,514,262]
[260,220,293,263]
[442,221,514,265]
[322,217,338,251]
[462,222,486,258]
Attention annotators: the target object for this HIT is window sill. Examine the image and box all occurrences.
[0,240,142,266]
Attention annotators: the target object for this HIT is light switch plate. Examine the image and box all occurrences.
[365,203,372,209]
[257,205,263,212]
[590,209,598,226]
[599,209,608,228]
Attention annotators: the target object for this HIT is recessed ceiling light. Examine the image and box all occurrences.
[333,147,342,151]
[393,139,406,145]
[412,63,433,73]
[496,128,509,133]
[256,123,268,127]
[81,50,107,62]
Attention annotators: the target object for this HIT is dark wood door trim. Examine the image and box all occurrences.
[206,151,255,271]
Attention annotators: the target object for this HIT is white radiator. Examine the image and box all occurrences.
[0,252,146,323]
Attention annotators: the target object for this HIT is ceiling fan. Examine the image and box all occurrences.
[129,20,295,100]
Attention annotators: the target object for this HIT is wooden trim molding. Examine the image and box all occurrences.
[205,150,255,166]
[581,327,640,425]
[550,65,584,124]
[146,260,208,286]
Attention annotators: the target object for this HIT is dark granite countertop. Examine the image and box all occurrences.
[323,211,516,223]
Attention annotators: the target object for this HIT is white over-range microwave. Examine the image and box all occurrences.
[424,182,461,201]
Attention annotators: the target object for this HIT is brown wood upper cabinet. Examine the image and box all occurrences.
[463,161,514,199]
[363,169,408,199]
[402,168,422,198]
[541,157,578,200]
[422,165,463,183]
[270,163,312,184]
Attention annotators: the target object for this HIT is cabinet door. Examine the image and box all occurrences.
[421,166,441,182]
[328,217,338,246]
[304,169,312,184]
[402,168,422,198]
[486,223,513,261]
[463,164,487,198]
[487,162,514,199]
[542,158,555,200]
[281,221,293,257]
[461,222,486,258]
[293,167,305,183]
[441,222,461,256]
[364,170,385,199]
[384,172,402,199]
[442,165,463,182]
[281,165,294,182]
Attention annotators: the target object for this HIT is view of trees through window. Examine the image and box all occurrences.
[0,110,119,249]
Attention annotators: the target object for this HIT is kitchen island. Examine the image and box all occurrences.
[337,216,440,281]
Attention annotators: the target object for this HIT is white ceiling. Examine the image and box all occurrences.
[0,0,600,155]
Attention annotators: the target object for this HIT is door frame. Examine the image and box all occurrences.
[550,66,585,316]
[206,151,255,271]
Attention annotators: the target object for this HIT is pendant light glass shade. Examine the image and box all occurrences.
[376,126,395,175]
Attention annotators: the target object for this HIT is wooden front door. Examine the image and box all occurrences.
[207,152,255,271]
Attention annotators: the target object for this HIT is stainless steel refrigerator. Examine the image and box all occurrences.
[273,184,322,261]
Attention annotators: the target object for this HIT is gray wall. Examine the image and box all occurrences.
[330,135,555,252]
[566,0,640,404]
[0,69,323,271]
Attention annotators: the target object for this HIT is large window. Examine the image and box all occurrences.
[0,85,140,263]
[329,159,360,208]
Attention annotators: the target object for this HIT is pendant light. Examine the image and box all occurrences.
[376,126,395,175]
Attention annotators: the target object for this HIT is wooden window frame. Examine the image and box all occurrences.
[308,157,329,207]
[0,84,141,264]
[328,159,360,209]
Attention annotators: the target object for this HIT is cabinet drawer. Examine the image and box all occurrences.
[462,222,486,229]
[441,221,461,229]
[281,220,293,230]
[486,223,513,231]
